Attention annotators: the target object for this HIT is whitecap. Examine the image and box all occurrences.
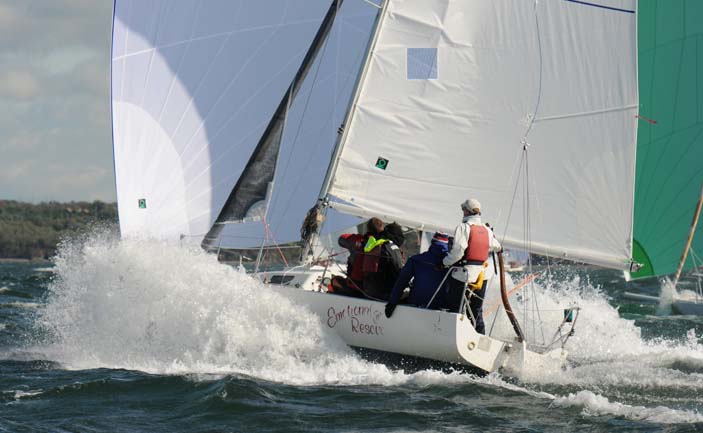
[2,302,39,309]
[553,390,703,424]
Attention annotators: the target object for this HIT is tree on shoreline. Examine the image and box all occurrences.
[0,200,117,259]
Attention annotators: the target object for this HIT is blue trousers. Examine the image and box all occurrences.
[446,278,487,334]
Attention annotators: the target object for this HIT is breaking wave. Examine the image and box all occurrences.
[553,390,703,424]
[482,271,703,386]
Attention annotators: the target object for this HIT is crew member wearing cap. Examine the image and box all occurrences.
[441,199,501,334]
[384,232,450,318]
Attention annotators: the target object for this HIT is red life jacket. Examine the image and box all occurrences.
[338,233,366,282]
[361,236,388,274]
[350,255,365,282]
[464,225,490,263]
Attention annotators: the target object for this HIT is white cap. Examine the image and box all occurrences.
[461,198,481,213]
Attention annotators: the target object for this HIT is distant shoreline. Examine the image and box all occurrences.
[0,200,117,261]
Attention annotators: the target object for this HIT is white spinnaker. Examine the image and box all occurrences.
[327,0,639,269]
[111,0,332,241]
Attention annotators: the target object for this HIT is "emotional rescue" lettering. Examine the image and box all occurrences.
[327,304,384,336]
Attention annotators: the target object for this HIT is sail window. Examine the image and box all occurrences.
[407,48,438,80]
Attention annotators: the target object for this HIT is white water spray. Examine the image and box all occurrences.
[33,233,703,423]
[37,234,395,385]
[657,278,677,315]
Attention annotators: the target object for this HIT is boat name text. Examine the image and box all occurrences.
[327,305,384,336]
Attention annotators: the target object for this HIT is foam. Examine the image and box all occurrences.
[481,273,703,389]
[1,302,40,309]
[37,235,402,385]
[10,390,43,400]
[33,267,55,273]
[553,390,703,424]
[657,278,676,315]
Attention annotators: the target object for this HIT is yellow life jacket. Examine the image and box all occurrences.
[363,236,388,253]
[467,262,489,291]
[362,236,389,274]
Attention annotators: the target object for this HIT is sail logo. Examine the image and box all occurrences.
[375,157,389,170]
[327,305,384,336]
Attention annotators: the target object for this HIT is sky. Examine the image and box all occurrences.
[0,0,115,203]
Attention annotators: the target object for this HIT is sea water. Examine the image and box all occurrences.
[0,231,702,432]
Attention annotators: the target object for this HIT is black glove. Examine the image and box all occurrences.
[385,303,397,318]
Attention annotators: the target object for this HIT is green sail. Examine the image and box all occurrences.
[631,0,703,278]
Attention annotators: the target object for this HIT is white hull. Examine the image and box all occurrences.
[259,267,565,374]
[623,291,703,315]
[673,299,703,315]
[622,291,660,304]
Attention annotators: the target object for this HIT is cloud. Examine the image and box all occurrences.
[0,70,41,100]
[0,160,33,182]
[0,4,21,43]
[43,45,97,76]
[0,1,111,52]
[0,0,115,202]
[1,131,42,152]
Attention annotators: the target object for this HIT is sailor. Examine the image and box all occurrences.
[384,232,450,318]
[442,198,501,334]
[361,222,405,301]
[331,218,385,296]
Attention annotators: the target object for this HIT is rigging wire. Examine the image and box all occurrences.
[501,0,545,347]
[268,5,336,216]
[522,0,545,142]
[271,11,372,237]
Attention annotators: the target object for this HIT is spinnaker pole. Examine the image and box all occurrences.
[673,183,703,287]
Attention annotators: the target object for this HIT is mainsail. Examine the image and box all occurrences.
[324,0,639,270]
[111,1,336,242]
[630,0,703,279]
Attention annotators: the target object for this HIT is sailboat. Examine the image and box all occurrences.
[111,0,640,374]
[623,1,703,315]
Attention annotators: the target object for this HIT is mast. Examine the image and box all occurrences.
[300,0,388,261]
[673,183,703,287]
[202,0,345,251]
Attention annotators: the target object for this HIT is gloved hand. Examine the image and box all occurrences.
[385,302,397,318]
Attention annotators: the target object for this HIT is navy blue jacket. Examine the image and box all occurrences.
[388,242,449,307]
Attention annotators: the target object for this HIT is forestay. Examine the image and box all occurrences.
[111,0,332,242]
[327,0,639,269]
